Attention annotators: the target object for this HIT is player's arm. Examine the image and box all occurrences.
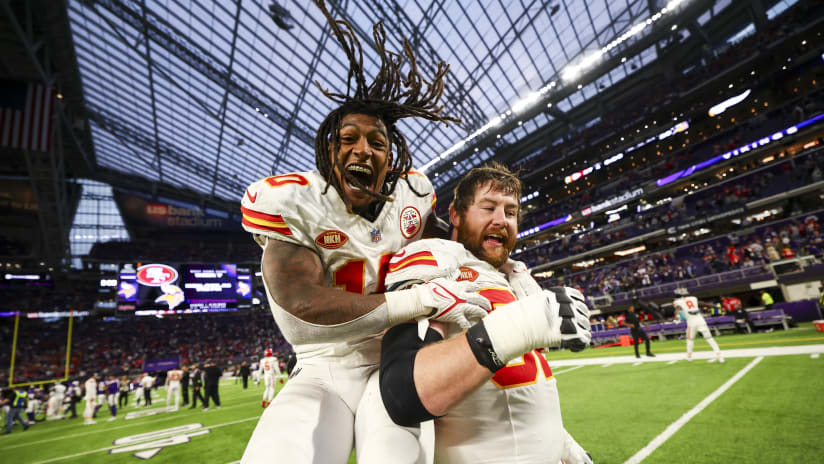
[262,238,386,325]
[380,287,591,425]
[261,238,489,344]
[380,321,490,424]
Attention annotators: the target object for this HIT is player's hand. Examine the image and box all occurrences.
[414,278,491,329]
[562,429,593,464]
[546,287,592,352]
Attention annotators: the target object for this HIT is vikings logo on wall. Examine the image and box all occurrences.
[399,206,422,239]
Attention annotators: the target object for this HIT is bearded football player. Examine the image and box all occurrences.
[379,163,594,463]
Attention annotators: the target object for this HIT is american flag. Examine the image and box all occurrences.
[0,80,55,152]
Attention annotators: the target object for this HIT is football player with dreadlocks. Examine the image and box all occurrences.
[240,1,490,462]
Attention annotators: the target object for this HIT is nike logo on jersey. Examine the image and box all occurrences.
[246,189,258,203]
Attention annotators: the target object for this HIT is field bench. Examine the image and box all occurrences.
[749,308,790,330]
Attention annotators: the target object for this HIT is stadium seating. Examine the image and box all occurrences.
[0,311,291,386]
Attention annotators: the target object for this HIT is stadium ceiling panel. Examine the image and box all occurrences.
[67,0,679,202]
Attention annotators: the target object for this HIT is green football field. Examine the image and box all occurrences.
[4,323,824,464]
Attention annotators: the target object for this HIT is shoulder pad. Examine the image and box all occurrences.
[398,170,436,209]
[240,172,317,246]
[386,239,466,289]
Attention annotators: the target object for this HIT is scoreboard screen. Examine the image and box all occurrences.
[113,263,251,313]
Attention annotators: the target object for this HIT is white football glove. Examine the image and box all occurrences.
[561,429,593,464]
[547,287,592,352]
[415,278,491,329]
[479,287,592,366]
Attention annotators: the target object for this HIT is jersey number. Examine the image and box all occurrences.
[479,288,553,389]
[264,173,310,187]
[333,254,394,294]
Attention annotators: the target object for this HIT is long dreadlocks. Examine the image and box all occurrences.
[312,0,460,211]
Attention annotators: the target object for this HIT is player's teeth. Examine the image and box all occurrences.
[347,165,372,175]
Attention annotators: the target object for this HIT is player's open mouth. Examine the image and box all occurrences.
[483,233,505,247]
[343,164,374,192]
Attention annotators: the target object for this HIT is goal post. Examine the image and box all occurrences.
[8,311,75,388]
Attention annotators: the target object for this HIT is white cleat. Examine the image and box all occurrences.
[718,357,725,363]
[107,417,117,422]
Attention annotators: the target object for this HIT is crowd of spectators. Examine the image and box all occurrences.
[544,212,822,297]
[515,146,823,268]
[0,310,290,385]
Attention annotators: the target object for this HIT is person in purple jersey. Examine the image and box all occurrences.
[106,375,120,421]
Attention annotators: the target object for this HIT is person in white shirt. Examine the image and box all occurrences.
[83,374,98,425]
[258,349,281,408]
[165,367,183,411]
[673,294,725,362]
[140,373,155,407]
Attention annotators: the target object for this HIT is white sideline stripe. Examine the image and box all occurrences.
[551,344,824,367]
[667,360,678,365]
[623,356,763,464]
[601,363,613,368]
[32,416,259,464]
[632,361,643,366]
[553,365,584,375]
[812,353,820,359]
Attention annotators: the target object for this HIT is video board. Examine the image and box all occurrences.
[114,263,252,314]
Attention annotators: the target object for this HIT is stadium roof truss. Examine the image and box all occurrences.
[66,0,714,203]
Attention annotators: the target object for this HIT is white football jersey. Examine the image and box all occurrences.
[167,369,182,382]
[386,239,565,463]
[260,356,280,376]
[84,378,97,400]
[241,170,436,365]
[673,296,705,324]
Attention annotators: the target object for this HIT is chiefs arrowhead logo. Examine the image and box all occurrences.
[315,230,349,250]
[456,267,479,282]
[246,189,258,203]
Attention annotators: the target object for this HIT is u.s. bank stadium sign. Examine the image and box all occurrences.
[109,424,210,460]
[114,190,242,231]
[581,188,645,216]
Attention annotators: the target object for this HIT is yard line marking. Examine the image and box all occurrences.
[667,360,678,365]
[601,363,613,368]
[553,365,584,375]
[623,356,763,464]
[812,353,820,359]
[2,397,259,449]
[633,361,643,366]
[32,416,259,463]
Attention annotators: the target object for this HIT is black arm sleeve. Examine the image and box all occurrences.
[379,322,444,427]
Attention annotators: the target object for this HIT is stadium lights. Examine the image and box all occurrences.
[423,0,692,174]
[614,245,646,256]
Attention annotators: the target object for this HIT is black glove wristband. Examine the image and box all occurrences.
[466,322,506,373]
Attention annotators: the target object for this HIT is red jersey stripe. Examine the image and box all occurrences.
[242,217,293,236]
[241,205,286,224]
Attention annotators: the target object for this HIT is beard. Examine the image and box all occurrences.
[456,224,515,269]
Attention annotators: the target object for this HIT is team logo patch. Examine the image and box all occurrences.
[136,264,179,287]
[315,230,348,250]
[456,267,479,282]
[399,206,422,239]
